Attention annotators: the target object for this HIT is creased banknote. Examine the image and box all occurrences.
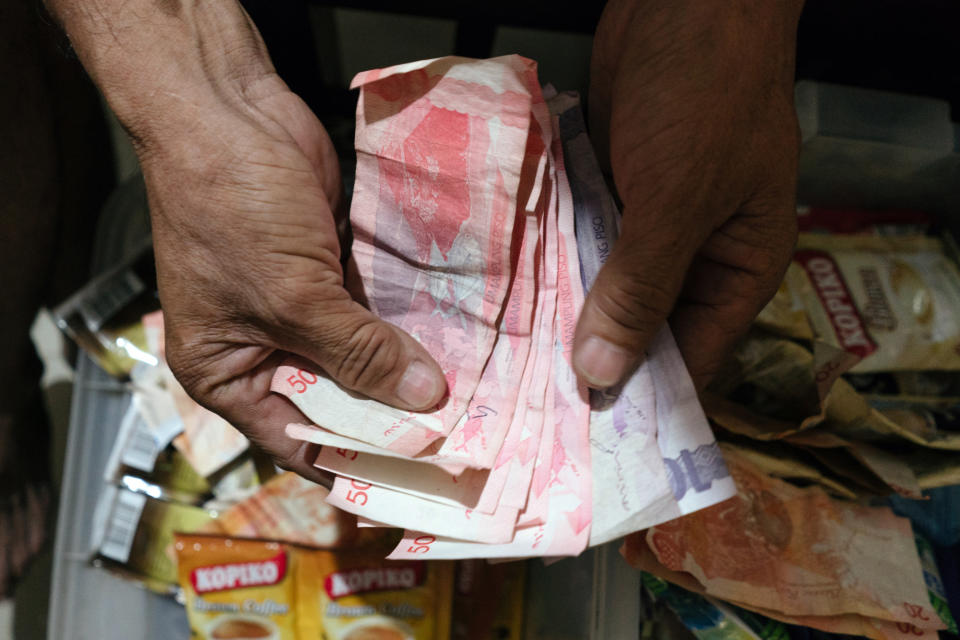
[627,537,941,640]
[272,56,543,456]
[551,93,734,544]
[633,446,943,635]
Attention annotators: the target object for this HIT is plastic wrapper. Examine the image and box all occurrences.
[175,534,455,640]
[102,390,262,506]
[914,533,959,634]
[791,233,960,372]
[176,536,307,639]
[89,370,261,595]
[52,240,159,377]
[305,546,453,640]
[94,486,215,592]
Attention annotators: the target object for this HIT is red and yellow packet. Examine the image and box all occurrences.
[175,534,454,640]
[176,535,306,639]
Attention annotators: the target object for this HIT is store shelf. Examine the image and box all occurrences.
[48,356,190,639]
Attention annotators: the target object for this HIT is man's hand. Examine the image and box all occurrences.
[49,0,446,481]
[574,0,803,390]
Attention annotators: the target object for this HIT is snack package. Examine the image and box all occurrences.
[176,534,455,640]
[52,241,159,377]
[304,547,453,640]
[176,536,307,639]
[792,233,960,372]
[96,487,214,590]
[104,394,182,480]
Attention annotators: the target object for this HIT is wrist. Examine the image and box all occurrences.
[596,0,803,103]
[598,0,804,64]
[47,0,274,152]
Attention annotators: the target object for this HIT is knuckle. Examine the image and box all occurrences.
[164,338,204,394]
[268,281,350,336]
[331,320,402,391]
[268,295,312,332]
[162,327,228,408]
[166,351,214,407]
[592,270,675,339]
[275,447,300,474]
[756,215,798,294]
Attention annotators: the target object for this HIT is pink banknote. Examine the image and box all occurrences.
[272,56,543,455]
[550,92,734,544]
[326,476,518,544]
[388,116,593,560]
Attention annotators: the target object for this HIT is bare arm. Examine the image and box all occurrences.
[48,0,447,480]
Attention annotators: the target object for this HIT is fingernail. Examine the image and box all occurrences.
[574,336,631,388]
[397,361,443,408]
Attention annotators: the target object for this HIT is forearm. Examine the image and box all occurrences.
[45,0,275,149]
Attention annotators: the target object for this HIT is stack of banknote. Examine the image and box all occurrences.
[271,55,735,559]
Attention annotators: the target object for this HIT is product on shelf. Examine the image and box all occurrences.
[52,240,159,378]
[95,486,215,592]
[175,534,455,640]
[763,233,960,372]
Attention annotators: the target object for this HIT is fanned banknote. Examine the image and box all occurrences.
[276,56,732,558]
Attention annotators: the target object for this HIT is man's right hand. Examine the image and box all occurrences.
[48,0,447,481]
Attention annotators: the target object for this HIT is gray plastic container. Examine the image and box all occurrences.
[47,176,191,639]
[795,80,960,216]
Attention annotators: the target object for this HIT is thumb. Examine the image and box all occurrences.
[573,216,697,388]
[282,295,447,412]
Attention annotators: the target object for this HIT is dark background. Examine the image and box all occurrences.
[245,0,960,122]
